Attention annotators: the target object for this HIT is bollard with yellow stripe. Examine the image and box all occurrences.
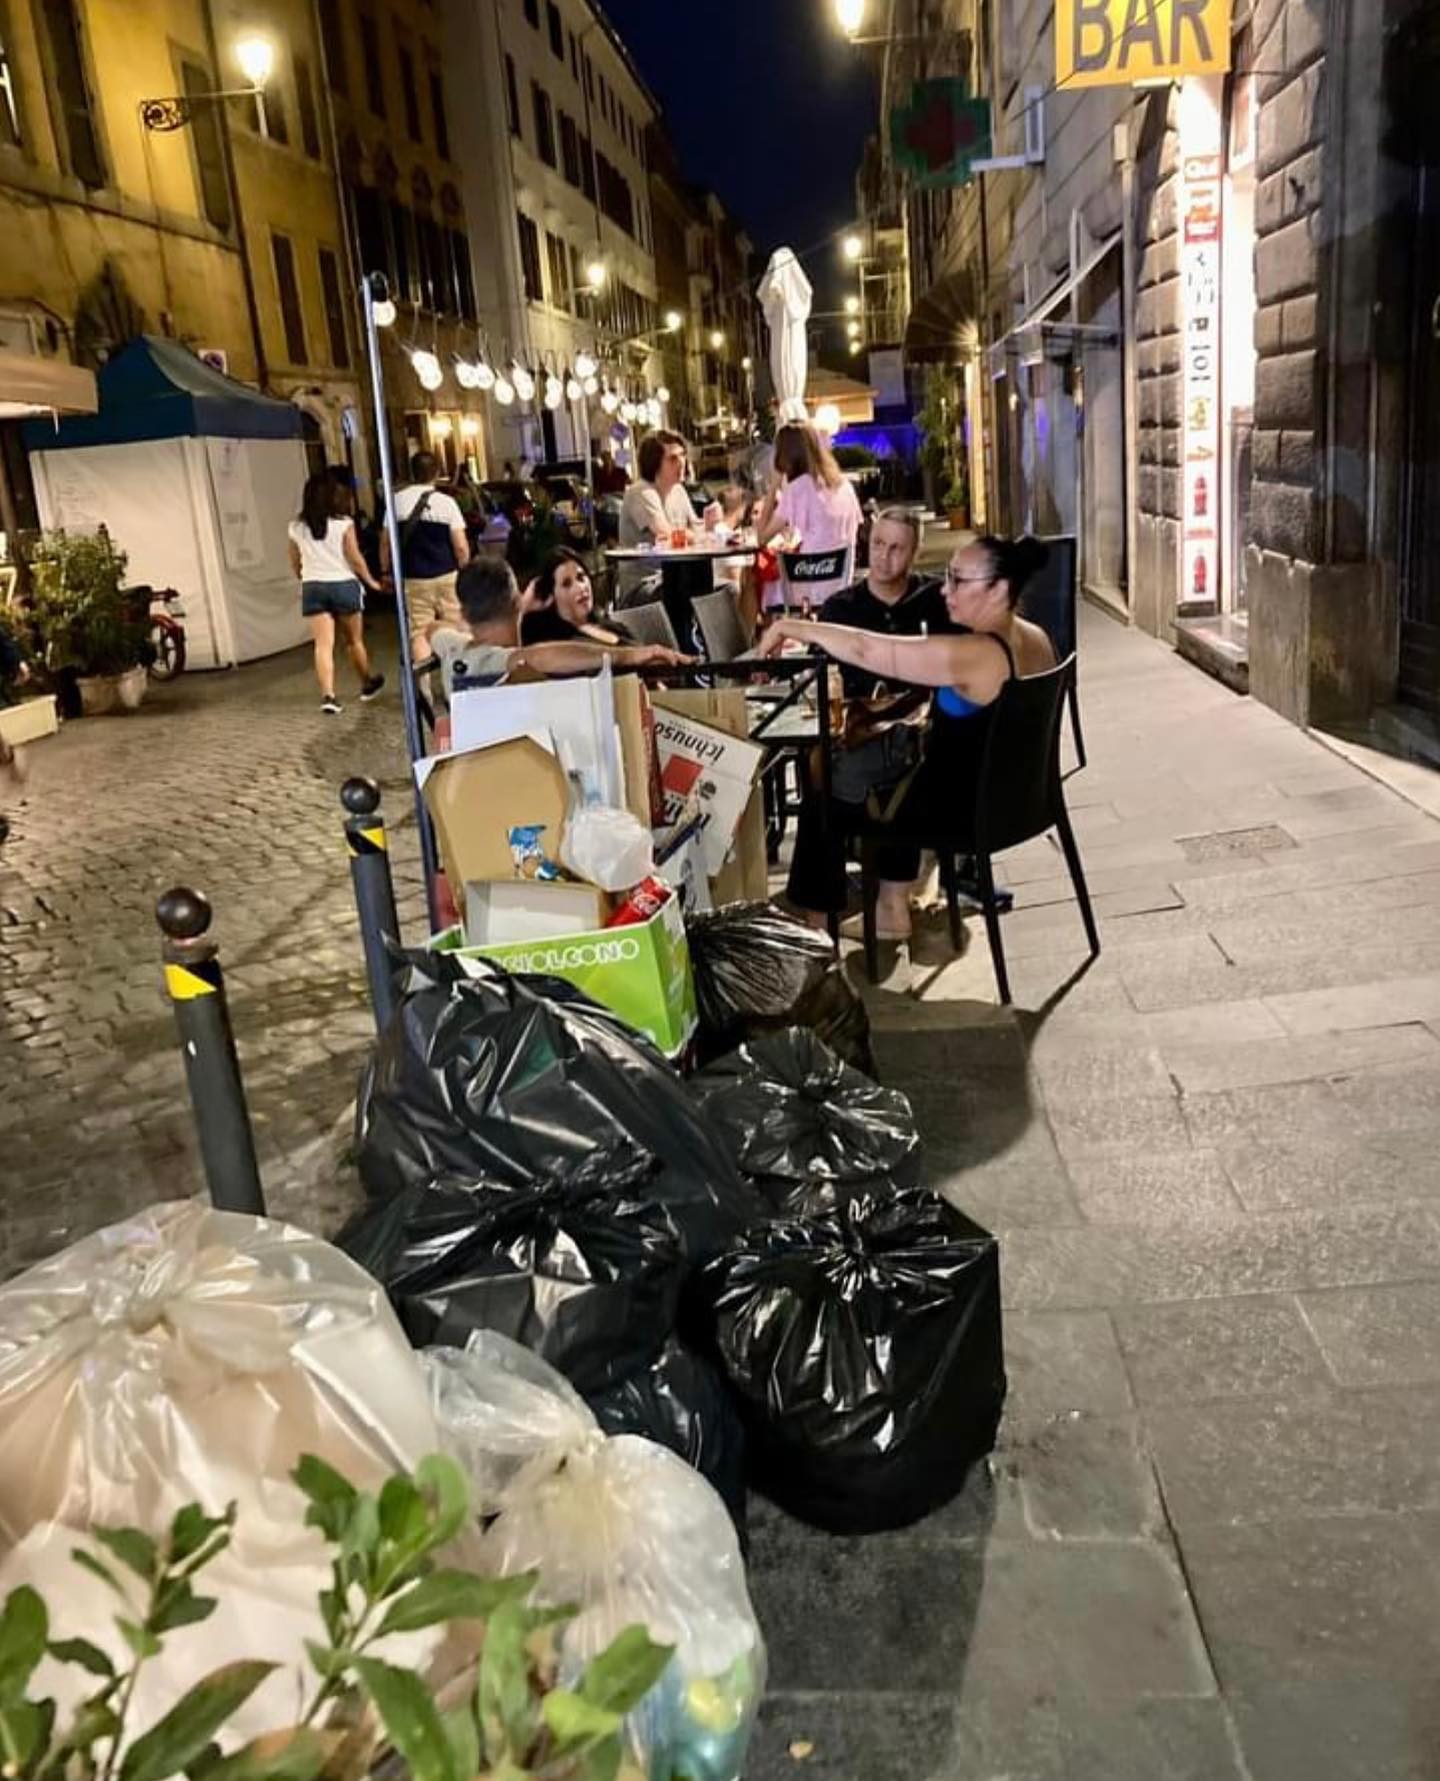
[342,776,403,1035]
[156,887,265,1215]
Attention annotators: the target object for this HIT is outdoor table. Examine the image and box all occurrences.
[605,539,761,648]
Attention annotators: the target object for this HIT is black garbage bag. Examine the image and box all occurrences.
[686,903,876,1076]
[700,1189,1006,1534]
[691,1028,921,1209]
[587,1337,748,1534]
[337,1145,686,1395]
[356,949,766,1262]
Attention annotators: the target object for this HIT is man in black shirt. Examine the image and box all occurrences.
[817,508,950,697]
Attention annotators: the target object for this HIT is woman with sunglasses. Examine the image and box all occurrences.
[758,534,1055,940]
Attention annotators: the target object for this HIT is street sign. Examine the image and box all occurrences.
[1056,0,1231,89]
[890,80,992,188]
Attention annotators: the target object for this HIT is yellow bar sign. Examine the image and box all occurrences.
[1057,0,1231,88]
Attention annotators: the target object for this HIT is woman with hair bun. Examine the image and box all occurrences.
[759,533,1056,939]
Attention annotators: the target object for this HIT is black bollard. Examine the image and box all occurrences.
[156,886,266,1216]
[341,776,402,1035]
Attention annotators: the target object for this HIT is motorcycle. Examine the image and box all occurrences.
[125,586,187,679]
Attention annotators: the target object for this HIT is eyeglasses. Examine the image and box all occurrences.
[945,572,993,587]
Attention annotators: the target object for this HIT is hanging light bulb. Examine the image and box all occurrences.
[565,367,582,401]
[373,297,397,328]
[600,386,619,415]
[475,359,496,391]
[512,362,536,403]
[575,349,598,381]
[582,374,599,396]
[495,376,516,406]
[656,385,670,405]
[408,347,443,391]
[620,399,637,423]
[544,373,564,410]
[453,355,481,391]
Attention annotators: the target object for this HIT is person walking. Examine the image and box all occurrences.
[287,473,386,717]
[381,450,471,662]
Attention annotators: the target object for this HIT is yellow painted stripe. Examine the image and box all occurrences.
[165,962,219,1001]
[361,825,387,852]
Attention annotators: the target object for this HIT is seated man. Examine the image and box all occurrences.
[429,556,683,700]
[817,507,950,697]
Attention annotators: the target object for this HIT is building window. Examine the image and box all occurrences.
[429,69,450,159]
[399,46,421,140]
[294,52,322,158]
[523,0,539,25]
[449,228,475,318]
[180,60,229,230]
[388,200,414,302]
[568,30,578,79]
[547,2,563,58]
[271,232,308,364]
[583,55,593,100]
[319,0,347,90]
[504,54,521,136]
[417,213,445,310]
[318,246,350,367]
[517,211,543,303]
[579,131,595,201]
[559,110,580,187]
[39,0,104,186]
[353,183,388,281]
[546,231,570,312]
[359,13,385,116]
[531,82,555,166]
[0,20,20,144]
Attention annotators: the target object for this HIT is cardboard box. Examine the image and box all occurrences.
[652,689,769,901]
[649,696,764,880]
[464,880,610,945]
[444,891,698,1057]
[417,733,570,891]
[0,696,57,749]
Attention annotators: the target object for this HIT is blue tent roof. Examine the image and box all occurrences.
[22,336,302,450]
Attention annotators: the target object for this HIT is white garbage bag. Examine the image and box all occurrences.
[0,1200,443,1748]
[425,1335,764,1781]
[561,802,655,893]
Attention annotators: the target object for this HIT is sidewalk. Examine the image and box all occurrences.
[3,610,1439,1778]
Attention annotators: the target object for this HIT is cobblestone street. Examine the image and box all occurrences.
[6,606,1440,1777]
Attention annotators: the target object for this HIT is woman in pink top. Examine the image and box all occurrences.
[757,423,864,611]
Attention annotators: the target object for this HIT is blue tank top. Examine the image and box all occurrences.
[934,634,1016,722]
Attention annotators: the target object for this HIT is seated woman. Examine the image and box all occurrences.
[520,548,634,647]
[759,534,1056,940]
[756,423,863,614]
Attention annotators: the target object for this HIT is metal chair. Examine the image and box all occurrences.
[617,601,682,652]
[692,587,751,662]
[858,655,1099,1002]
[1018,534,1085,769]
[780,546,853,610]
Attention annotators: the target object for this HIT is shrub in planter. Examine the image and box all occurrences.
[28,528,149,713]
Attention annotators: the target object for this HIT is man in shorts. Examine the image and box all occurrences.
[383,450,471,660]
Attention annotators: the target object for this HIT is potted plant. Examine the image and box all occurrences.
[28,527,150,716]
[943,464,971,531]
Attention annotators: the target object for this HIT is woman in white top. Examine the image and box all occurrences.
[287,473,386,716]
[756,423,863,612]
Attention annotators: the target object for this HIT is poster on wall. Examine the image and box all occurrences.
[205,438,265,571]
[1180,147,1223,611]
[1056,0,1231,89]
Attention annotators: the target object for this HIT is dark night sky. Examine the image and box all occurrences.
[602,0,878,309]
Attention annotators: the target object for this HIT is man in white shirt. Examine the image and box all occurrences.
[616,430,717,605]
[382,451,471,660]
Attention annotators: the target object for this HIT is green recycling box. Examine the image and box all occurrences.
[438,892,698,1058]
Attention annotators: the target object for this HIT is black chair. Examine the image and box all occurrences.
[617,601,682,652]
[692,587,751,662]
[857,655,1099,1002]
[780,547,853,610]
[1018,534,1085,770]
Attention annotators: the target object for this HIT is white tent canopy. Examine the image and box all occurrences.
[758,248,813,427]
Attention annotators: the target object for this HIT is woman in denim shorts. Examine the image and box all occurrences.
[287,473,386,715]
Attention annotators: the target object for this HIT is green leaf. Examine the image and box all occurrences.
[378,1477,428,1551]
[117,1619,162,1662]
[540,1688,622,1751]
[49,1636,116,1679]
[71,1548,129,1600]
[338,1493,381,1592]
[118,1660,277,1781]
[351,1656,458,1781]
[441,1704,479,1781]
[185,1725,338,1781]
[168,1505,233,1566]
[149,1584,217,1636]
[292,1456,358,1543]
[302,1640,353,1681]
[93,1527,159,1584]
[477,1600,537,1765]
[577,1627,673,1717]
[53,1698,122,1759]
[414,1455,470,1550]
[0,1698,53,1770]
[317,1586,346,1645]
[376,1570,537,1639]
[576,1737,623,1781]
[0,1586,49,1703]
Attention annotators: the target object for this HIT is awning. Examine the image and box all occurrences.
[903,264,979,365]
[0,351,98,420]
[987,232,1122,371]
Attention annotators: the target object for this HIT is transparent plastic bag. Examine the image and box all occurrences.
[561,803,656,892]
[425,1336,765,1781]
[0,1200,443,1748]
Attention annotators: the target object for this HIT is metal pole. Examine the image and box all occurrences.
[342,775,402,1034]
[156,886,265,1215]
[359,271,443,929]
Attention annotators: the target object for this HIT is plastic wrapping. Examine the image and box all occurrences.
[587,1338,748,1534]
[691,1028,921,1208]
[426,1336,764,1781]
[686,901,876,1075]
[700,1189,1006,1534]
[0,1201,442,1747]
[337,1146,686,1393]
[561,803,655,892]
[357,949,766,1261]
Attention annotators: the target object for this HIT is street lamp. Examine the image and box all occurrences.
[846,319,861,339]
[585,259,608,291]
[140,30,274,129]
[845,294,861,316]
[834,0,866,33]
[234,35,275,87]
[664,310,683,333]
[741,356,752,371]
[709,330,725,351]
[842,234,863,263]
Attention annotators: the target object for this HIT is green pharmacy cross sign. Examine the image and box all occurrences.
[890,80,993,188]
